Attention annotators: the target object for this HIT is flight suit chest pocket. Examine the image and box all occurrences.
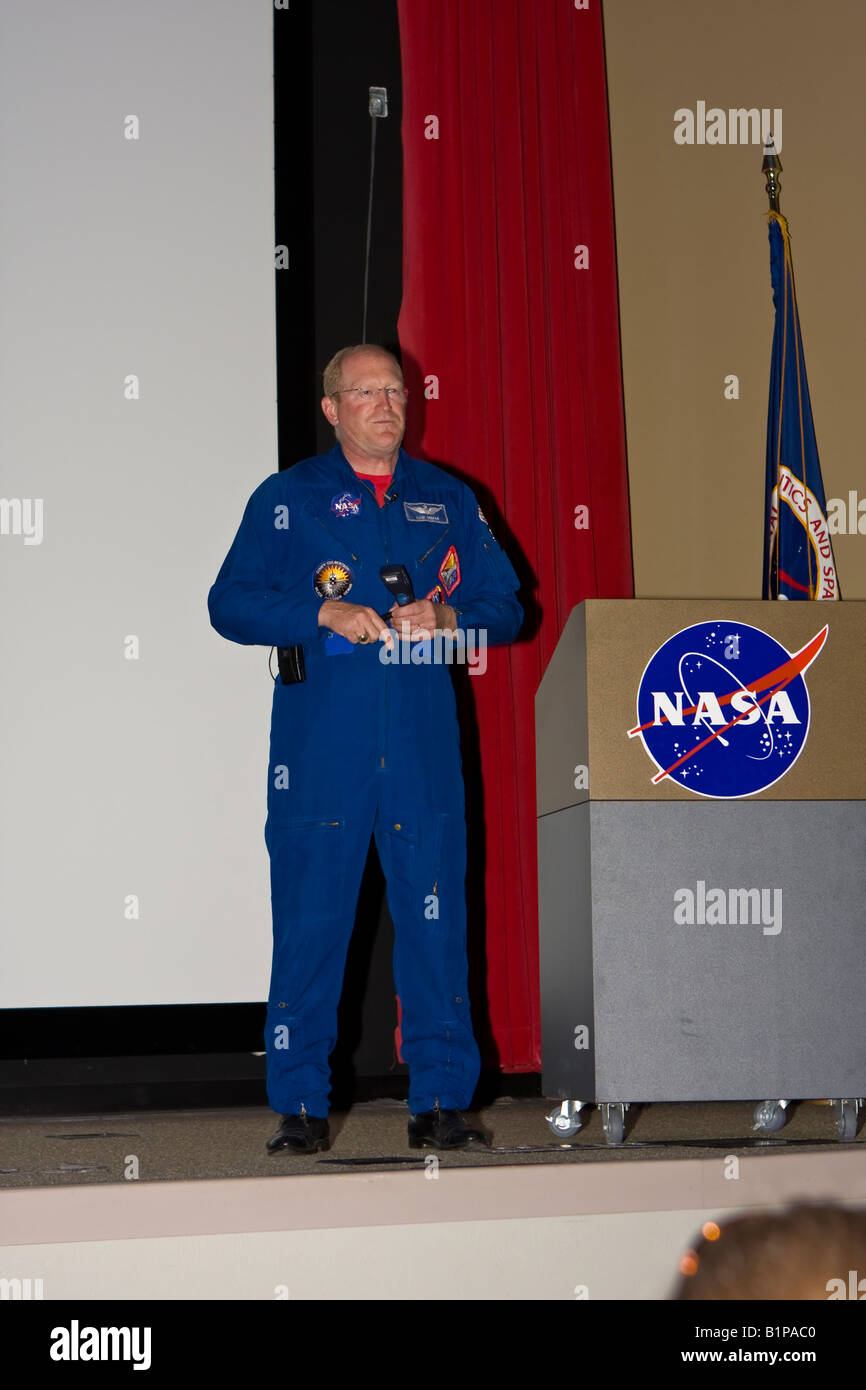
[265,816,345,922]
[299,499,367,571]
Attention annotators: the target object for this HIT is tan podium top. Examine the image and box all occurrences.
[535,600,866,813]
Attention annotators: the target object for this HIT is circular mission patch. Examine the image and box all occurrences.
[313,559,354,599]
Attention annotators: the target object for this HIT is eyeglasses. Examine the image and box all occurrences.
[331,386,408,404]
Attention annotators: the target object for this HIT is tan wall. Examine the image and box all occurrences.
[603,0,866,599]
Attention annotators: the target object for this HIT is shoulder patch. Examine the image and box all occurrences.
[438,545,461,596]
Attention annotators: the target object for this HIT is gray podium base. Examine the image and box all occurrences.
[538,801,866,1102]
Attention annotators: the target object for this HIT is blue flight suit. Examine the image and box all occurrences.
[208,443,523,1117]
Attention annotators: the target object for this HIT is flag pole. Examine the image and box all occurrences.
[759,134,832,1121]
[762,136,783,599]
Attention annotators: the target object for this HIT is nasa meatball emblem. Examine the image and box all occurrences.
[313,560,354,599]
[331,492,361,518]
[628,619,828,798]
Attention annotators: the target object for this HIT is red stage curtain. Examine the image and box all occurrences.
[397,0,633,1072]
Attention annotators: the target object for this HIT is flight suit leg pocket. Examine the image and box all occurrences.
[418,811,457,925]
[378,819,417,894]
[265,816,345,922]
[428,812,447,901]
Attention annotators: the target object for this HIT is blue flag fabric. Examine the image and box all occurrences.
[763,211,839,600]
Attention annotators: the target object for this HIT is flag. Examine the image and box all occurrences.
[763,210,839,600]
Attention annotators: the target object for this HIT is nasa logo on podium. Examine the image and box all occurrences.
[628,620,828,799]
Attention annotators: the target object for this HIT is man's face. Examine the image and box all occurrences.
[321,350,406,462]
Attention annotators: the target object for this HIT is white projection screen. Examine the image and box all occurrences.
[1,1,278,1006]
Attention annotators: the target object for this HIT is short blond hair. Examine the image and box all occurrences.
[322,344,403,398]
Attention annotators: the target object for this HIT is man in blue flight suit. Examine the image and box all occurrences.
[208,344,522,1154]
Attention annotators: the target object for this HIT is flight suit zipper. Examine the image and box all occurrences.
[370,481,391,772]
[304,504,361,562]
[417,525,452,566]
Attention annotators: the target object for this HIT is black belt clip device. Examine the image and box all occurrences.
[277,644,306,685]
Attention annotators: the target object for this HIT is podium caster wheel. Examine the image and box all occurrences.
[753,1100,788,1134]
[832,1099,859,1142]
[546,1101,583,1139]
[601,1102,625,1146]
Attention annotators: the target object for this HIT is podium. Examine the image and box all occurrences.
[535,600,866,1138]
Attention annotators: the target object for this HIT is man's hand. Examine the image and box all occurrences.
[318,599,393,647]
[389,599,457,640]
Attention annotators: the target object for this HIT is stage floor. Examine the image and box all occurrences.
[1,1096,861,1189]
[2,1098,865,1299]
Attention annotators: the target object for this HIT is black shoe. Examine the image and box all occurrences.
[266,1113,330,1154]
[408,1108,489,1150]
